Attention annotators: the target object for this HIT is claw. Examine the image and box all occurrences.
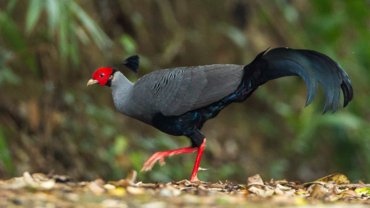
[159,157,166,166]
[140,147,198,172]
[141,152,164,172]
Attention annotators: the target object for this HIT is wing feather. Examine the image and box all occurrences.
[131,64,244,117]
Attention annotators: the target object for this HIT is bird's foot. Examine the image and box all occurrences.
[190,174,200,182]
[141,147,198,172]
[141,152,168,172]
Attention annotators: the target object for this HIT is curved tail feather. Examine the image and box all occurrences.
[243,47,353,112]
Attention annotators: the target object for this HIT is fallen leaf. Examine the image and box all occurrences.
[0,172,369,207]
[247,174,264,186]
[340,190,358,199]
[22,172,55,190]
[88,179,105,195]
[248,186,274,197]
[274,184,295,196]
[103,184,116,190]
[355,187,370,196]
[108,187,126,197]
[159,186,181,197]
[296,188,308,196]
[111,170,137,187]
[308,184,329,199]
[314,173,350,184]
[126,186,145,195]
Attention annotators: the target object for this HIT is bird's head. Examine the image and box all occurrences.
[87,55,139,87]
[87,67,116,87]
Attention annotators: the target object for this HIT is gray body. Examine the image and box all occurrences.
[112,64,244,124]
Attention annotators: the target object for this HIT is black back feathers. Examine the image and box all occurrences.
[123,55,140,73]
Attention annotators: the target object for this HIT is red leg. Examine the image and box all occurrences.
[141,138,207,182]
[189,138,206,182]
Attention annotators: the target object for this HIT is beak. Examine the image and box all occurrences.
[87,79,98,86]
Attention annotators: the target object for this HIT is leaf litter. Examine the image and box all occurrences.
[0,171,369,207]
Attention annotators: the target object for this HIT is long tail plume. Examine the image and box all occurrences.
[243,47,353,112]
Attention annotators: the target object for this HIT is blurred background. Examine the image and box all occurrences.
[0,0,369,183]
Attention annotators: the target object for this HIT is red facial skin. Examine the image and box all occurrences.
[92,67,114,86]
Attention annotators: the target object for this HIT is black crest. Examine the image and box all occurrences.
[122,55,139,73]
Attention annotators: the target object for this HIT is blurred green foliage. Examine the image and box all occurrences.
[25,0,112,64]
[0,0,369,183]
[0,128,15,175]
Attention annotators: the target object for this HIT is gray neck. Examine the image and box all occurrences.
[111,72,133,115]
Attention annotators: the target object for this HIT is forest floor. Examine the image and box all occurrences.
[0,171,369,208]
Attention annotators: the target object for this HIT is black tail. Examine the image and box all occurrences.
[243,47,353,112]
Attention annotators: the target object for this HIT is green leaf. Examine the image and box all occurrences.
[0,128,15,174]
[6,0,18,13]
[120,34,137,54]
[70,1,111,49]
[26,0,43,33]
[223,25,247,48]
[0,67,21,85]
[320,113,363,129]
[0,12,27,50]
[75,26,90,45]
[113,135,128,155]
[0,11,37,73]
[58,12,68,60]
[355,187,370,195]
[69,22,79,65]
[46,0,60,34]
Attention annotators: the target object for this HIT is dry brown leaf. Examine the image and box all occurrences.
[247,174,264,186]
[340,189,359,199]
[21,172,56,190]
[314,173,350,184]
[88,179,105,195]
[126,186,145,195]
[308,184,330,199]
[159,186,181,197]
[274,184,295,196]
[110,170,137,187]
[1,172,369,207]
[248,186,274,197]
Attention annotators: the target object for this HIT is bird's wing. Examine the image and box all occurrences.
[131,64,244,116]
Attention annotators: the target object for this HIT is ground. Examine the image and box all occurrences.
[0,172,369,207]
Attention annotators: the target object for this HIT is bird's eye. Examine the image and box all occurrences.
[100,73,105,78]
